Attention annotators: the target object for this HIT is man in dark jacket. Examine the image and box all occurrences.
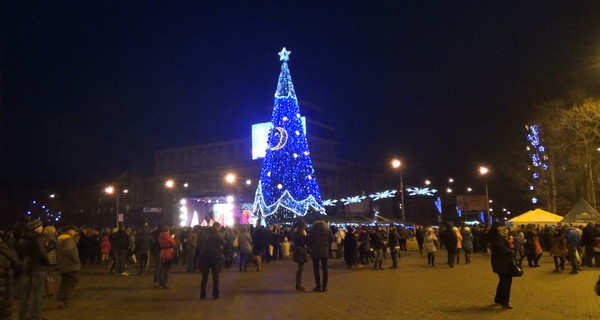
[388,225,401,269]
[440,223,458,268]
[307,219,334,292]
[200,222,226,300]
[111,224,130,276]
[0,236,19,320]
[18,219,50,320]
[582,222,597,267]
[56,226,81,309]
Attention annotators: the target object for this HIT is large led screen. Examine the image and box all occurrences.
[251,117,306,160]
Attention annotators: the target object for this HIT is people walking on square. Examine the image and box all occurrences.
[388,225,401,269]
[237,225,252,272]
[550,227,566,272]
[423,228,438,266]
[307,218,333,292]
[56,226,81,309]
[489,222,515,310]
[566,225,582,274]
[200,222,226,299]
[291,219,308,291]
[441,223,457,268]
[461,226,473,264]
[158,225,175,288]
[18,219,50,320]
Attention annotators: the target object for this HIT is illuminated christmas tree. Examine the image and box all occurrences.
[253,48,325,223]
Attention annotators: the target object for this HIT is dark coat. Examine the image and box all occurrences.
[0,241,18,320]
[388,228,400,248]
[18,231,50,274]
[56,233,81,274]
[440,228,458,250]
[489,232,514,275]
[343,231,358,261]
[307,220,333,259]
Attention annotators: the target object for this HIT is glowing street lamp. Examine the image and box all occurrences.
[391,159,405,221]
[479,166,490,224]
[225,173,236,184]
[104,186,120,228]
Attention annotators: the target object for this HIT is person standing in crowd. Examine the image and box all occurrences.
[335,226,345,259]
[100,232,111,265]
[237,225,252,272]
[488,222,515,309]
[111,224,130,276]
[371,226,386,270]
[524,224,540,267]
[200,222,226,299]
[357,227,370,266]
[461,226,474,264]
[415,226,425,254]
[307,218,333,292]
[398,226,409,251]
[252,223,267,271]
[0,233,19,320]
[151,226,162,288]
[158,225,175,288]
[18,219,50,320]
[582,222,597,267]
[42,226,56,297]
[454,227,463,264]
[441,223,458,268]
[423,228,438,267]
[388,225,400,269]
[550,227,566,272]
[136,225,152,275]
[343,226,358,269]
[566,225,582,274]
[185,226,199,273]
[291,219,308,291]
[56,226,81,309]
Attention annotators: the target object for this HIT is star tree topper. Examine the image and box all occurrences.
[278,47,291,61]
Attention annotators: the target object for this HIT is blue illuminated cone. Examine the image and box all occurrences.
[253,48,325,223]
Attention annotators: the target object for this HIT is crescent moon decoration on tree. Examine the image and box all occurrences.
[270,127,288,151]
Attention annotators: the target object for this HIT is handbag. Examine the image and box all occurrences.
[511,257,524,277]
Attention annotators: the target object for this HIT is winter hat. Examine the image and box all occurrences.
[27,219,42,231]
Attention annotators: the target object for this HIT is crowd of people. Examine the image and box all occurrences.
[1,216,598,318]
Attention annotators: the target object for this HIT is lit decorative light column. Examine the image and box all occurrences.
[391,159,405,221]
[479,166,490,224]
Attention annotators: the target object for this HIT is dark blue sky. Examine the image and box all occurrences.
[3,1,600,210]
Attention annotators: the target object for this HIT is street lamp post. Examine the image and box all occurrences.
[479,166,490,225]
[104,186,119,228]
[391,159,405,221]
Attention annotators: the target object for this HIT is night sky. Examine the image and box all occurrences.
[3,2,600,212]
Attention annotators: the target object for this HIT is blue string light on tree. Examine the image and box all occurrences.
[253,48,325,224]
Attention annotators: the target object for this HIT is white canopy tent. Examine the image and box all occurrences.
[506,208,563,228]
